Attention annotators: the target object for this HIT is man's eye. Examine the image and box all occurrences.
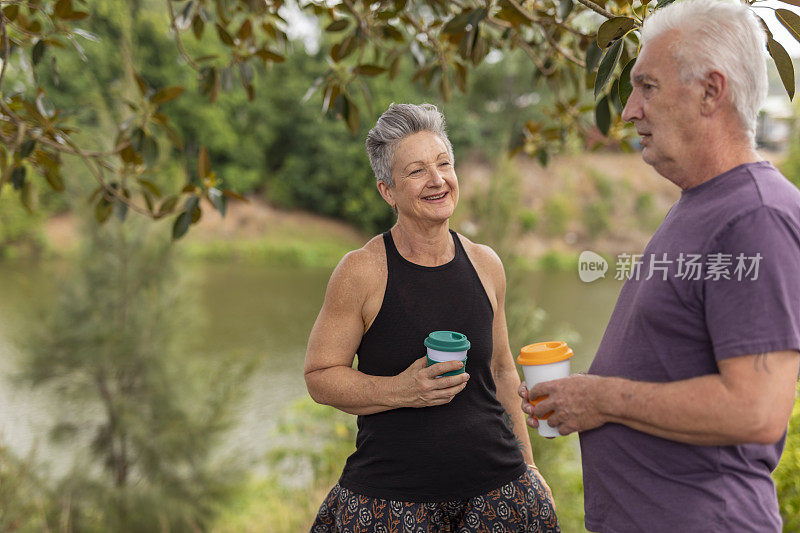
[439,162,450,167]
[410,169,423,175]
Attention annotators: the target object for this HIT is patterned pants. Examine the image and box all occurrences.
[311,465,560,532]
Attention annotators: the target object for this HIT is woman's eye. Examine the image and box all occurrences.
[439,162,450,167]
[410,169,423,176]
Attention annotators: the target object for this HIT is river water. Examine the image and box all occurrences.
[0,259,622,479]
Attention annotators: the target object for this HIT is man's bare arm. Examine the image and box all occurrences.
[525,350,799,445]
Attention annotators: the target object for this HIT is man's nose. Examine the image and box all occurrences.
[621,88,642,123]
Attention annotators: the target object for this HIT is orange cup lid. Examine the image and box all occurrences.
[517,341,573,366]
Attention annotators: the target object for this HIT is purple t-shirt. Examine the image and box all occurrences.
[581,162,800,532]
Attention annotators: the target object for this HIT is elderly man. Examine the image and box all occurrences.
[519,1,800,531]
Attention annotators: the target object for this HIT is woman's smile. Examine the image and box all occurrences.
[422,191,448,202]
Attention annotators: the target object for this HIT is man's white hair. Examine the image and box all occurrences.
[641,0,768,144]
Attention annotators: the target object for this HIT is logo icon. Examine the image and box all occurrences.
[578,250,608,283]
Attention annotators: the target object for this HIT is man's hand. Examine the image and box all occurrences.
[393,356,470,408]
[518,375,609,435]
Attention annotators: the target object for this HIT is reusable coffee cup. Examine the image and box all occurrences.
[424,331,470,378]
[517,341,574,438]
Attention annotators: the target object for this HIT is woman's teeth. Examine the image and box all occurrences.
[424,192,447,200]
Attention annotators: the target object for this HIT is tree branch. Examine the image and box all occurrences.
[166,0,200,71]
[0,9,9,94]
[539,26,585,68]
[576,0,615,19]
[515,36,556,76]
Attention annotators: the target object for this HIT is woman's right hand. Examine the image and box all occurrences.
[393,356,470,408]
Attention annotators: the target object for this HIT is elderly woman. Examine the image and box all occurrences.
[305,103,559,532]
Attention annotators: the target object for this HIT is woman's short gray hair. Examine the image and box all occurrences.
[365,103,454,187]
[641,0,768,144]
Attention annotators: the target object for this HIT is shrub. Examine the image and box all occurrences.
[774,384,800,531]
[519,209,539,233]
[543,195,571,236]
[583,200,611,238]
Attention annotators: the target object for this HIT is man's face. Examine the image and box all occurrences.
[621,32,704,179]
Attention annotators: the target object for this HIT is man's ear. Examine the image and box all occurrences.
[376,180,394,208]
[700,70,727,116]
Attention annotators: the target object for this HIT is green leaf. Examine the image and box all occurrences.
[215,23,235,46]
[2,4,19,21]
[173,195,200,239]
[134,72,148,97]
[619,57,636,108]
[389,55,402,80]
[95,197,112,223]
[54,0,71,19]
[595,38,623,99]
[585,41,602,73]
[141,135,159,165]
[137,178,161,197]
[354,64,386,76]
[768,37,795,100]
[256,47,285,63]
[32,40,46,65]
[344,96,360,135]
[114,198,128,222]
[20,139,36,158]
[209,187,227,217]
[610,77,622,114]
[325,19,349,32]
[11,166,25,190]
[537,148,548,167]
[21,179,36,213]
[192,14,205,40]
[44,169,64,191]
[150,86,184,105]
[73,29,100,42]
[559,0,573,21]
[596,95,611,136]
[495,6,530,27]
[198,146,211,178]
[158,195,178,217]
[237,19,253,41]
[597,17,636,49]
[382,25,404,42]
[776,9,800,44]
[222,189,247,202]
[472,34,488,66]
[442,10,474,35]
[172,210,192,239]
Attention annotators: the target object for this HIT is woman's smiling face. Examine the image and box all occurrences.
[379,131,458,223]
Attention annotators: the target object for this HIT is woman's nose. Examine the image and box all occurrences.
[429,165,445,185]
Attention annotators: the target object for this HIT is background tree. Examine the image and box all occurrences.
[1,0,798,238]
[17,214,251,530]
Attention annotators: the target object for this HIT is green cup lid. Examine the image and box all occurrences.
[424,331,471,352]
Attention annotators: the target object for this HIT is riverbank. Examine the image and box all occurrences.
[28,152,702,270]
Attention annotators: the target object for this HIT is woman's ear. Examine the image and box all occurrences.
[376,180,395,209]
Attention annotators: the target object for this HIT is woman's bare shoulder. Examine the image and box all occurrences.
[456,233,503,271]
[329,234,387,291]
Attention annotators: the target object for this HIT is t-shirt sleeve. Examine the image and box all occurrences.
[705,206,800,361]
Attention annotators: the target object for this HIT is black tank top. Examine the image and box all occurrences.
[338,229,526,502]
